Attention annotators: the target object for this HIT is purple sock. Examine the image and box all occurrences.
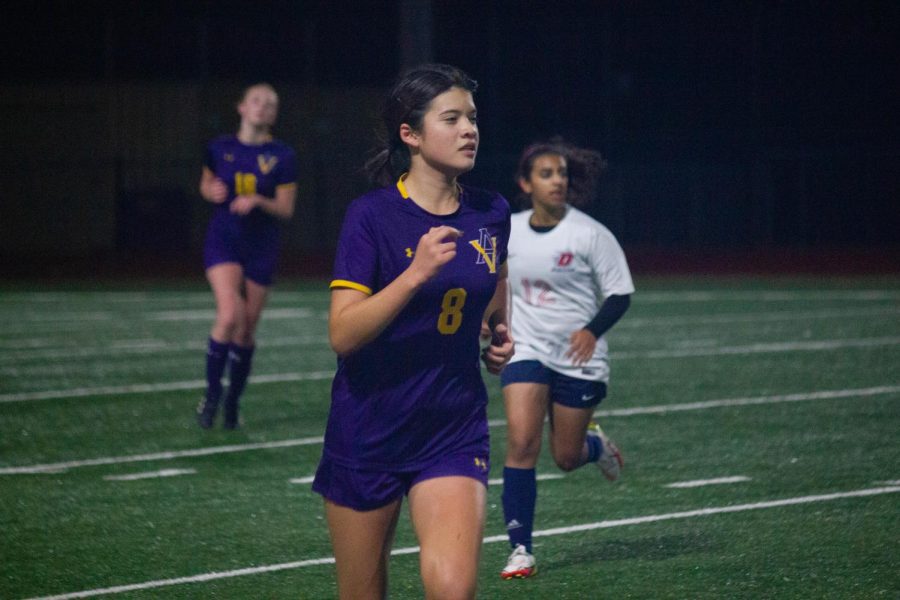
[502,467,536,552]
[205,338,229,402]
[225,344,255,404]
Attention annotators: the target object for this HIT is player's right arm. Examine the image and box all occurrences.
[329,226,462,356]
[200,167,228,204]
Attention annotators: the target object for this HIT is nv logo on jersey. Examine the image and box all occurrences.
[468,228,497,274]
[257,154,279,174]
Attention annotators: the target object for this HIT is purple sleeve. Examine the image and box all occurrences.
[275,146,298,186]
[331,199,378,295]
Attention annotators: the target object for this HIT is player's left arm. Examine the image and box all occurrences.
[231,183,296,220]
[481,261,515,375]
[566,294,631,365]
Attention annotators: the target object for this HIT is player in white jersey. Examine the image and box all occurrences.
[498,139,634,580]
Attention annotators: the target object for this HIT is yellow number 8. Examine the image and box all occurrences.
[235,172,257,195]
[437,288,467,335]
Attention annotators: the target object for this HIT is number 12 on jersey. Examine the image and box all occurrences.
[521,278,554,306]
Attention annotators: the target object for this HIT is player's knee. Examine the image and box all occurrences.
[506,434,541,464]
[215,306,241,334]
[424,569,476,600]
[553,451,582,472]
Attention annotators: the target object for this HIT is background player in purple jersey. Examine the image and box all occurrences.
[498,139,634,579]
[196,83,297,429]
[312,64,514,600]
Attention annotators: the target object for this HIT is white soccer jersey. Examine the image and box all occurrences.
[507,206,634,382]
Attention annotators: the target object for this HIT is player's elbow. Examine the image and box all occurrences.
[328,323,359,357]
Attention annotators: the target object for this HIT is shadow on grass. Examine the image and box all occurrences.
[538,531,717,571]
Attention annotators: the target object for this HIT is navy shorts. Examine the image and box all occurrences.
[203,218,279,286]
[501,360,607,408]
[312,451,491,512]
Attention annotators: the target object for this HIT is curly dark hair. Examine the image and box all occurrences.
[365,64,478,187]
[514,137,607,208]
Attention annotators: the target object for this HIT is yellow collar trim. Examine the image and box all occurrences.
[396,174,411,199]
[396,173,463,201]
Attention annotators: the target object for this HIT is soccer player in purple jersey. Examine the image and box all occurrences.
[312,64,514,599]
[196,83,297,430]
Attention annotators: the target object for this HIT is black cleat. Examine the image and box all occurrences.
[222,396,239,430]
[196,395,219,429]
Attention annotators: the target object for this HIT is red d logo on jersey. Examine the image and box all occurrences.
[557,252,574,267]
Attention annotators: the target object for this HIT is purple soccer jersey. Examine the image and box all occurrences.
[202,135,297,284]
[323,180,511,471]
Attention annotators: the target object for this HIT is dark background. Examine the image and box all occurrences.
[2,0,898,277]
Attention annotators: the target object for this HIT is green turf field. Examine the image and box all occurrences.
[1,276,898,599]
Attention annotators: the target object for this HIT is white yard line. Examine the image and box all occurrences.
[4,336,899,403]
[3,289,898,306]
[146,308,318,321]
[2,437,324,475]
[635,290,900,303]
[104,469,196,481]
[3,385,896,476]
[3,306,897,360]
[613,336,900,359]
[0,371,335,403]
[616,306,900,329]
[487,473,565,486]
[593,385,900,417]
[289,473,566,486]
[665,476,751,488]
[0,335,328,362]
[4,305,897,350]
[23,485,900,600]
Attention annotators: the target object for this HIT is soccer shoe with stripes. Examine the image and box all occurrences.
[588,422,623,481]
[500,544,537,580]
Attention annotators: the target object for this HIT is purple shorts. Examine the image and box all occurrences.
[501,359,607,408]
[312,450,491,511]
[203,214,279,286]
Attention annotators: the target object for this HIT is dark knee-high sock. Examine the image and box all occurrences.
[502,467,537,552]
[586,434,602,463]
[225,344,255,406]
[205,338,229,404]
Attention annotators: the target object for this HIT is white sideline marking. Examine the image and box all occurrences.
[3,385,897,476]
[665,476,751,488]
[104,469,196,481]
[5,336,899,404]
[24,486,900,600]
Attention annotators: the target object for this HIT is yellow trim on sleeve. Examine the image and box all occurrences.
[330,279,373,295]
[276,182,297,190]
